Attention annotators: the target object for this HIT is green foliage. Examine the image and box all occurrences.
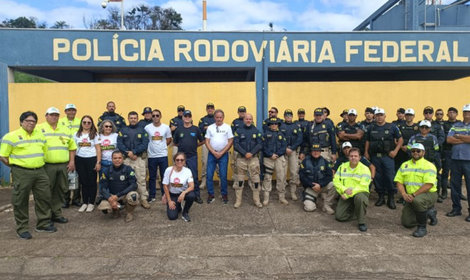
[14,72,51,83]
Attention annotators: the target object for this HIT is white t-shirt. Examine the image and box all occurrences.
[99,133,118,161]
[145,123,172,158]
[162,166,194,194]
[74,132,100,158]
[205,123,233,152]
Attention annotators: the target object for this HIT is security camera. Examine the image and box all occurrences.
[101,1,107,9]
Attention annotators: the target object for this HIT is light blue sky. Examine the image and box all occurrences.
[0,0,456,31]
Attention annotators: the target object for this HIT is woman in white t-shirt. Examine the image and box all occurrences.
[162,152,196,222]
[98,120,118,174]
[74,115,101,213]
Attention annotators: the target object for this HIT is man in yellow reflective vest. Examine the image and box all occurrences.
[395,143,438,238]
[38,107,77,224]
[334,147,371,232]
[0,111,56,239]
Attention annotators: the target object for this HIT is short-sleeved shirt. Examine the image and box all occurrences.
[0,127,46,168]
[74,132,100,158]
[447,121,470,160]
[162,166,194,194]
[145,123,172,158]
[205,123,234,152]
[99,133,118,162]
[173,125,204,158]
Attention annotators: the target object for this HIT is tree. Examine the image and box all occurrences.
[50,21,71,29]
[1,16,37,28]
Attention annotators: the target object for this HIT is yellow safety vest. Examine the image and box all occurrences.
[0,127,46,168]
[59,117,80,134]
[394,158,437,194]
[333,162,371,199]
[37,122,77,163]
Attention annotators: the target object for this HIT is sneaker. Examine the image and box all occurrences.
[86,204,95,213]
[195,196,203,204]
[35,225,57,233]
[78,204,87,213]
[148,197,156,203]
[182,212,191,222]
[17,231,32,240]
[207,194,215,204]
[222,195,229,204]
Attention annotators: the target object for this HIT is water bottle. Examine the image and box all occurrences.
[68,171,78,190]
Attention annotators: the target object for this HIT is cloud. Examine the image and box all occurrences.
[0,0,46,21]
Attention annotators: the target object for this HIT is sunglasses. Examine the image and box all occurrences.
[436,113,443,116]
[420,126,430,129]
[82,121,92,124]
[183,115,192,118]
[104,125,112,128]
[424,112,433,114]
[411,150,422,153]
[269,111,276,114]
[175,159,185,162]
[152,114,160,118]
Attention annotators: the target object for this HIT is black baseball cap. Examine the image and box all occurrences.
[142,107,152,115]
[177,105,185,112]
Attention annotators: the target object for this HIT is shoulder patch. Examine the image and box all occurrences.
[130,171,135,176]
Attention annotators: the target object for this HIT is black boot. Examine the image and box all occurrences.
[375,193,385,206]
[387,192,396,209]
[461,194,467,200]
[440,185,448,200]
[427,206,438,226]
[412,210,428,238]
[436,185,443,203]
[396,197,405,204]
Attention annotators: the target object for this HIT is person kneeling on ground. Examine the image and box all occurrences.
[394,143,438,238]
[299,144,336,214]
[162,152,196,222]
[97,150,139,222]
[334,147,372,232]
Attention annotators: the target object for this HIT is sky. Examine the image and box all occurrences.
[0,0,457,31]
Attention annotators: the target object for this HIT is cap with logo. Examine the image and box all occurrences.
[405,108,415,115]
[142,107,152,115]
[423,106,434,113]
[177,105,185,112]
[340,109,348,117]
[448,107,458,113]
[46,107,60,115]
[314,108,324,116]
[206,102,215,108]
[419,120,431,127]
[238,106,246,112]
[268,117,281,125]
[411,143,425,150]
[463,104,470,112]
[284,109,293,116]
[342,142,352,149]
[183,110,192,116]
[375,108,385,115]
[348,109,358,116]
[397,108,405,114]
[298,108,306,114]
[65,104,76,110]
[310,144,322,151]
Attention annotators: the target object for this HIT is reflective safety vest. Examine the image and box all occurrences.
[0,127,46,168]
[333,162,371,199]
[37,122,77,163]
[394,158,437,194]
[59,117,80,134]
[369,123,395,154]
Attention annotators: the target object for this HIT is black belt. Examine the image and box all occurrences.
[45,162,68,165]
[11,164,44,171]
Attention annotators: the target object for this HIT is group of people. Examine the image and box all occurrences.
[1,101,470,240]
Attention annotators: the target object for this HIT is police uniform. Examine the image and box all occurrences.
[0,124,52,236]
[299,145,335,213]
[198,103,216,189]
[98,111,126,131]
[37,117,77,221]
[230,106,247,189]
[295,108,309,134]
[395,120,419,172]
[97,164,139,222]
[395,145,438,237]
[59,117,80,133]
[117,123,149,207]
[170,105,186,156]
[334,160,371,231]
[137,107,153,129]
[280,109,303,201]
[261,118,288,205]
[441,111,459,198]
[302,109,337,162]
[233,122,263,208]
[336,109,365,154]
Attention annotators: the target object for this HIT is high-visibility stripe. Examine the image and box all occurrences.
[405,181,423,187]
[1,139,46,146]
[339,173,371,180]
[48,146,69,151]
[399,168,436,175]
[10,153,44,159]
[43,133,72,138]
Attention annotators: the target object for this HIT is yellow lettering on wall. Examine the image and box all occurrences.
[277,37,292,63]
[318,41,335,63]
[194,40,210,62]
[400,41,417,62]
[113,34,119,61]
[436,41,451,62]
[382,41,399,62]
[120,39,138,61]
[293,40,309,63]
[212,40,229,62]
[174,39,192,62]
[232,40,248,62]
[147,39,164,61]
[140,39,146,61]
[345,41,362,63]
[269,40,275,62]
[453,41,468,62]
[418,41,434,62]
[364,41,381,62]
[249,40,267,62]
[53,38,70,61]
[311,41,316,63]
[93,39,111,61]
[72,39,91,61]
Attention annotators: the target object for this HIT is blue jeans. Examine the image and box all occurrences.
[207,152,228,196]
[167,191,195,220]
[450,159,470,212]
[186,156,200,197]
[148,157,168,199]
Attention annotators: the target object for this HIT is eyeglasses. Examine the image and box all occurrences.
[104,125,112,128]
[23,119,37,123]
[411,150,422,153]
[152,114,160,118]
[419,126,430,129]
[175,159,185,162]
[82,121,91,124]
[436,113,443,116]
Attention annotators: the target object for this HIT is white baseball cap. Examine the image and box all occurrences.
[348,109,357,116]
[405,108,415,115]
[411,143,425,150]
[342,142,352,149]
[46,107,60,115]
[419,120,431,127]
[463,104,470,112]
[375,108,385,115]
[65,104,76,110]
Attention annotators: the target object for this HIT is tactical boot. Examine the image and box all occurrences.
[387,192,396,209]
[234,189,243,209]
[279,193,289,205]
[141,199,151,209]
[112,208,120,219]
[375,193,385,207]
[291,186,298,201]
[436,185,443,203]
[440,185,448,199]
[126,204,137,223]
[263,191,270,206]
[253,190,263,208]
[412,210,428,238]
[427,206,438,226]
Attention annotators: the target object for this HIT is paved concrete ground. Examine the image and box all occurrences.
[1,184,470,280]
